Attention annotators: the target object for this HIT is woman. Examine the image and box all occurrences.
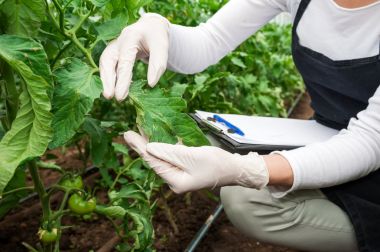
[99,0,380,251]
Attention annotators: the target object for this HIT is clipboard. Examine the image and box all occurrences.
[190,111,339,154]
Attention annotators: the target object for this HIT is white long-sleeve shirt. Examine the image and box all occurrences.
[166,0,380,195]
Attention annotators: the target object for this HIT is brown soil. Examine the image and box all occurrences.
[0,93,314,252]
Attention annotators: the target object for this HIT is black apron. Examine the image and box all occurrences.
[291,1,380,251]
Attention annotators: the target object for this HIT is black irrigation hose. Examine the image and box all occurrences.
[184,91,305,252]
[184,203,224,252]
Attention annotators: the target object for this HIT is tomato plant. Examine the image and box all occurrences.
[0,0,301,251]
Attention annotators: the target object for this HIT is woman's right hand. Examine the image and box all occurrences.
[99,13,170,101]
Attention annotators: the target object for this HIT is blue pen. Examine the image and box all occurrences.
[213,114,245,136]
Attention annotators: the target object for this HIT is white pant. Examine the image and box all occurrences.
[221,186,358,252]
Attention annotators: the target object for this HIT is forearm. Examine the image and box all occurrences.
[272,87,380,196]
[263,154,294,187]
[167,0,284,74]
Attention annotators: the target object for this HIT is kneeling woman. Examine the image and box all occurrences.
[100,0,380,251]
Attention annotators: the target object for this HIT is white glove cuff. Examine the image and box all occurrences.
[234,152,269,189]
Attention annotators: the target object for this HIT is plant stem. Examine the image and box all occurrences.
[28,160,51,222]
[44,0,98,70]
[69,32,98,69]
[158,190,179,235]
[1,186,34,197]
[75,141,87,168]
[51,0,65,31]
[109,159,142,192]
[51,41,73,68]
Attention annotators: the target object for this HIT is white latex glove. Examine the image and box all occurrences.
[99,13,170,101]
[124,131,269,194]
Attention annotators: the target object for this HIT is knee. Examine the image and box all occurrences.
[220,186,280,241]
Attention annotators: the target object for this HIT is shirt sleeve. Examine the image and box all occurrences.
[271,85,380,198]
[167,0,288,74]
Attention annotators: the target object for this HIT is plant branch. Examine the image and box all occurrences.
[1,186,34,197]
[44,0,64,36]
[51,41,73,68]
[28,160,51,222]
[44,0,98,70]
[51,0,65,31]
[109,159,142,192]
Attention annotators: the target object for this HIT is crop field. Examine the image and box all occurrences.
[0,0,305,251]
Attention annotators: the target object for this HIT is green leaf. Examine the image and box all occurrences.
[112,142,130,155]
[89,0,111,7]
[0,35,53,195]
[36,160,63,173]
[95,205,127,219]
[50,58,102,148]
[231,57,246,68]
[126,208,154,250]
[110,183,148,202]
[82,117,113,166]
[0,124,4,140]
[94,13,129,41]
[129,81,209,146]
[1,0,45,37]
[0,166,27,218]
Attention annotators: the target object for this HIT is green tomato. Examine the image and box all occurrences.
[60,175,84,190]
[38,228,58,244]
[68,193,96,215]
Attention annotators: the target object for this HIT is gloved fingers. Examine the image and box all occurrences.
[146,142,192,172]
[99,40,119,99]
[124,131,188,192]
[124,131,148,157]
[146,36,169,87]
[114,34,141,101]
[123,131,181,174]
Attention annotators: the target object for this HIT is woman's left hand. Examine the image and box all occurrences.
[124,131,269,193]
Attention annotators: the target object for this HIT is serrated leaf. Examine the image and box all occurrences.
[0,35,53,194]
[1,0,45,37]
[95,13,129,41]
[110,183,148,202]
[50,58,102,148]
[129,81,209,146]
[126,208,154,249]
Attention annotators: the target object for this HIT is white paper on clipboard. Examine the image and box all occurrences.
[195,110,339,147]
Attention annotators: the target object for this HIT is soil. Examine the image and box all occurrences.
[0,93,314,252]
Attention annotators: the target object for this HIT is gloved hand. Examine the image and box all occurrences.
[124,131,269,194]
[99,13,170,101]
